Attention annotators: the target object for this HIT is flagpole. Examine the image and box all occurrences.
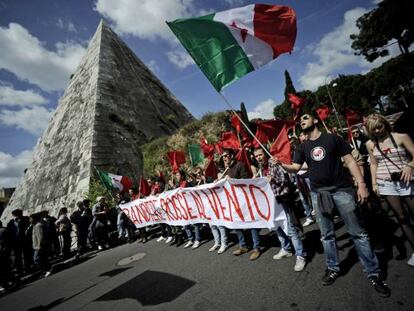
[217,92,273,159]
[93,166,115,200]
[321,119,330,133]
[188,144,194,166]
[325,83,342,129]
[217,92,289,174]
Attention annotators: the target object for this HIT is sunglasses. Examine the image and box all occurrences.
[300,115,310,121]
[222,154,230,158]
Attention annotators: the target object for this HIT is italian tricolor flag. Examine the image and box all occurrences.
[96,168,133,192]
[167,4,297,91]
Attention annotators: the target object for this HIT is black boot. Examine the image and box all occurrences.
[176,234,183,247]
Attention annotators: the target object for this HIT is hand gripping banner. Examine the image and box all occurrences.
[120,178,287,230]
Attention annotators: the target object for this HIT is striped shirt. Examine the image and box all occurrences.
[373,146,412,180]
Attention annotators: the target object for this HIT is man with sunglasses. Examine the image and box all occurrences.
[273,113,390,297]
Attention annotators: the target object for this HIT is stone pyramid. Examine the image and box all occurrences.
[3,20,194,219]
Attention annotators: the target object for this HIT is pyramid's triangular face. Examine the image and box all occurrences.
[2,21,193,219]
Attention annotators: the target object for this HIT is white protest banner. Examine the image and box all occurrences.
[120,177,287,230]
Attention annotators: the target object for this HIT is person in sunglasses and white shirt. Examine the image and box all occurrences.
[274,113,390,298]
[365,113,414,267]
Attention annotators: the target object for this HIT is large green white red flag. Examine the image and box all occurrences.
[167,4,297,91]
[96,168,133,192]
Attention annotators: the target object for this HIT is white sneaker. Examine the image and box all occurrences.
[302,218,315,227]
[156,236,166,242]
[311,210,316,216]
[184,241,193,248]
[165,236,173,244]
[192,241,201,249]
[273,248,293,260]
[209,244,220,252]
[98,245,103,251]
[294,256,306,272]
[408,253,414,267]
[45,271,52,278]
[218,245,227,254]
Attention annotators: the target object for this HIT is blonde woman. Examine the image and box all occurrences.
[365,113,414,266]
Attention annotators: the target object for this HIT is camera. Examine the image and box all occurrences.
[390,171,402,182]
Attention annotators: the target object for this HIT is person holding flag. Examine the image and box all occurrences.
[254,147,307,272]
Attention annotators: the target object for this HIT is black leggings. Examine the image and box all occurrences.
[384,195,414,251]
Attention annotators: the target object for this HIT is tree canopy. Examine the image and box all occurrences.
[350,0,413,62]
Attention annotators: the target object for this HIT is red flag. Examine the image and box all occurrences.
[288,93,305,109]
[316,105,330,121]
[270,126,292,164]
[204,158,218,180]
[253,119,285,147]
[284,119,296,132]
[157,170,165,184]
[215,143,223,154]
[167,151,186,172]
[230,113,252,144]
[219,131,241,149]
[235,148,253,177]
[138,176,150,197]
[345,108,360,126]
[200,137,215,158]
[230,114,242,132]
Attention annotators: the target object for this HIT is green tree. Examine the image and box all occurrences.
[83,179,117,209]
[274,70,298,119]
[350,0,414,62]
[283,70,297,102]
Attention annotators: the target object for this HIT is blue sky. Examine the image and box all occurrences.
[0,0,397,187]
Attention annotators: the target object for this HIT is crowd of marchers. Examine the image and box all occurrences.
[1,112,414,298]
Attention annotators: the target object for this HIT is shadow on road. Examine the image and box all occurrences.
[95,270,195,306]
[99,267,132,278]
[26,283,97,311]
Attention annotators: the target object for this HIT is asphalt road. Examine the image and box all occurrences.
[0,223,413,311]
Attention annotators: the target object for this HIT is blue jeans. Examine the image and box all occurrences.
[298,177,313,219]
[210,225,228,246]
[310,191,379,277]
[33,249,51,271]
[276,203,306,257]
[184,224,201,242]
[235,229,260,249]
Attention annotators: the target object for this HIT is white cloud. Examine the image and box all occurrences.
[0,149,33,188]
[0,23,86,91]
[224,0,246,7]
[299,7,400,90]
[95,0,194,41]
[146,60,159,73]
[248,99,276,120]
[0,106,53,136]
[167,50,195,69]
[56,18,77,33]
[0,84,48,107]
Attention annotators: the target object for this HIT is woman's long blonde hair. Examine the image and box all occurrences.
[365,113,392,138]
